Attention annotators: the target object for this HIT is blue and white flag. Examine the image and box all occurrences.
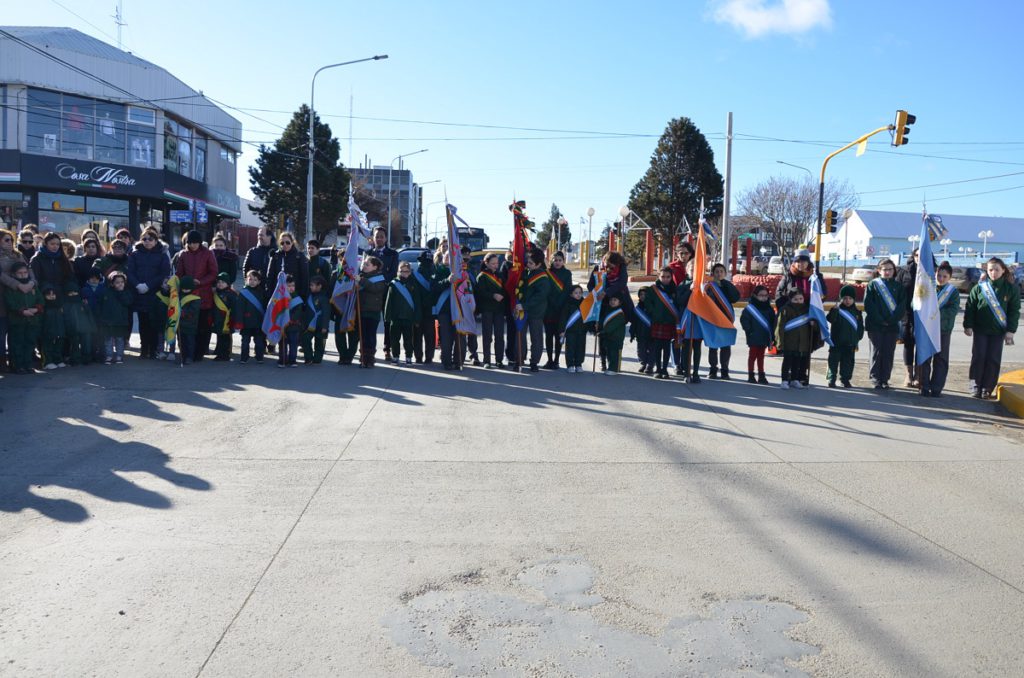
[913,216,941,365]
[809,274,833,347]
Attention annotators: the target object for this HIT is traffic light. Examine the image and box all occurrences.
[892,109,916,146]
[824,209,838,233]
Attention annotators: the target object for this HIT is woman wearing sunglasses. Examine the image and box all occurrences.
[127,228,171,359]
[265,231,309,298]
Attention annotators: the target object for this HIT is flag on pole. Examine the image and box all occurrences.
[913,214,942,365]
[446,203,479,335]
[579,271,605,324]
[331,193,371,332]
[164,275,181,347]
[678,215,736,348]
[506,200,533,330]
[809,274,834,347]
[262,271,291,344]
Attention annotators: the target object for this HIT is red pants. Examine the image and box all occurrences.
[747,346,767,373]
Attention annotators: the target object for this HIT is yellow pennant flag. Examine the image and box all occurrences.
[856,139,868,157]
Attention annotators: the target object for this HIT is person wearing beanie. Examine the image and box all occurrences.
[826,285,864,388]
[774,249,824,311]
[176,275,203,365]
[212,271,239,361]
[740,284,777,384]
[211,233,239,286]
[175,230,218,361]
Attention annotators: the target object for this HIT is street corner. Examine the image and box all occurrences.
[381,555,819,677]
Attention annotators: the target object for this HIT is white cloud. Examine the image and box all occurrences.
[709,0,832,38]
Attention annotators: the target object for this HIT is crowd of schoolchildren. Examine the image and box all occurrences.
[1,224,1019,400]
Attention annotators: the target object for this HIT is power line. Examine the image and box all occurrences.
[860,183,1024,208]
[856,170,1024,195]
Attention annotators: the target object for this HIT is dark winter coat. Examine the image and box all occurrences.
[98,285,134,332]
[304,290,331,333]
[214,249,240,284]
[243,243,275,279]
[384,276,420,324]
[776,302,814,354]
[3,284,43,328]
[178,296,201,335]
[740,299,777,348]
[72,254,100,287]
[175,245,219,310]
[964,276,1020,335]
[42,293,65,341]
[126,242,171,312]
[599,307,628,345]
[92,253,129,280]
[775,266,824,310]
[30,249,74,294]
[237,284,267,331]
[365,246,399,281]
[521,267,552,319]
[936,283,961,335]
[560,297,585,335]
[358,273,388,315]
[544,266,574,322]
[1,248,34,318]
[826,303,865,348]
[266,248,309,298]
[475,269,507,314]
[212,287,239,335]
[644,281,679,325]
[863,277,907,333]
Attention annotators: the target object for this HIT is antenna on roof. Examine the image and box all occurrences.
[112,0,126,50]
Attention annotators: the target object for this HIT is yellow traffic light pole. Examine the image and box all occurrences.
[814,124,894,270]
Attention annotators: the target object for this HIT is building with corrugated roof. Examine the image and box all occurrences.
[0,26,242,246]
[819,209,1024,266]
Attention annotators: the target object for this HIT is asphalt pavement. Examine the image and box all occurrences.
[2,327,1023,677]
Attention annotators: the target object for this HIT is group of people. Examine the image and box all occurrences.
[1,224,1020,401]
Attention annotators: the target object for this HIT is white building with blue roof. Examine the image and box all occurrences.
[819,209,1024,266]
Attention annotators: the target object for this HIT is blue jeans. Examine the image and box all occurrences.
[105,336,125,361]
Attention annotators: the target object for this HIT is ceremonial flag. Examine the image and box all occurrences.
[164,275,181,347]
[331,193,370,332]
[446,203,479,335]
[579,271,604,324]
[809,274,834,347]
[262,271,291,344]
[506,200,534,330]
[924,213,948,241]
[678,217,736,348]
[913,215,942,365]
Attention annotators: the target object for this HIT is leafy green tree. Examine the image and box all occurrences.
[248,105,350,242]
[534,203,573,252]
[627,117,724,251]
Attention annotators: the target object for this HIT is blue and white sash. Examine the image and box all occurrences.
[432,287,451,315]
[871,278,897,314]
[603,308,625,326]
[240,288,264,314]
[745,305,771,333]
[563,308,582,333]
[784,314,811,332]
[390,279,414,310]
[837,307,859,332]
[978,281,1008,329]
[365,274,385,284]
[413,270,431,291]
[306,297,321,331]
[633,305,652,327]
[936,284,956,309]
[651,286,679,322]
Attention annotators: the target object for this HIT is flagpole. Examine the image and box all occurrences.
[355,289,364,367]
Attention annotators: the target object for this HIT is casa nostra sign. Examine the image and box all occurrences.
[56,162,138,188]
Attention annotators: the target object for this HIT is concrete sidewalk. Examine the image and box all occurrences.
[2,337,1023,676]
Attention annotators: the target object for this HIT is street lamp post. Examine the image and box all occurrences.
[586,207,595,269]
[423,199,446,247]
[387,148,428,245]
[940,238,953,259]
[775,160,813,179]
[618,205,630,254]
[556,216,567,255]
[978,229,994,257]
[306,55,388,241]
[409,179,441,246]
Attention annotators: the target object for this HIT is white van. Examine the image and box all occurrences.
[767,256,785,275]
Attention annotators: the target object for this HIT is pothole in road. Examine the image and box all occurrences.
[383,556,819,676]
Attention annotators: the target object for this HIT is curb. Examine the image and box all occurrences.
[996,369,1024,419]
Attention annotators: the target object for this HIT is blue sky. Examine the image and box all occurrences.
[6,0,1024,246]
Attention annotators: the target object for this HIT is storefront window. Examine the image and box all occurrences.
[94,101,126,164]
[26,89,62,155]
[62,95,95,159]
[38,210,129,242]
[86,196,129,216]
[127,123,156,168]
[194,136,206,182]
[127,106,156,126]
[177,125,192,176]
[163,119,178,171]
[38,192,85,213]
[0,191,25,230]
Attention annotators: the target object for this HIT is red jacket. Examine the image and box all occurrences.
[668,259,689,286]
[175,246,218,309]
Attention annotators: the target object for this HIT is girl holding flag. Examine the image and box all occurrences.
[864,258,907,390]
[919,262,959,397]
[964,257,1020,399]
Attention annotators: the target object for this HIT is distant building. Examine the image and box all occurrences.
[350,165,423,247]
[819,209,1024,265]
[0,26,242,247]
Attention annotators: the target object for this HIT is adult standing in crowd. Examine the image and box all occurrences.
[774,249,825,386]
[211,233,239,285]
[72,239,102,287]
[1,228,36,371]
[266,231,309,297]
[16,228,37,262]
[30,232,74,294]
[74,229,103,257]
[306,239,333,285]
[175,230,218,361]
[126,227,171,359]
[243,228,276,294]
[366,226,398,358]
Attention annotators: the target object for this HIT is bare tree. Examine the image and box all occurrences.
[737,176,858,256]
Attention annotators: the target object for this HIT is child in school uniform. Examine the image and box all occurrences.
[631,288,653,374]
[706,263,740,380]
[357,256,388,368]
[560,284,586,373]
[3,261,43,374]
[65,277,96,365]
[543,251,574,369]
[964,257,1020,399]
[864,258,907,390]
[673,274,704,384]
[645,267,679,380]
[212,272,239,361]
[177,276,201,366]
[740,285,776,384]
[237,270,267,363]
[599,295,627,375]
[384,262,420,366]
[302,275,331,364]
[475,253,507,369]
[775,289,813,389]
[920,262,960,397]
[278,275,304,368]
[826,285,864,389]
[80,270,105,363]
[98,271,134,364]
[40,285,67,370]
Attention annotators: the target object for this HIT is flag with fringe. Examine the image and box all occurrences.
[678,218,736,348]
[262,271,291,344]
[163,275,181,347]
[913,214,941,364]
[506,200,533,330]
[446,203,479,335]
[331,193,372,332]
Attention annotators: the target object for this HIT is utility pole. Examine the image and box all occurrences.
[720,111,733,266]
[113,1,125,50]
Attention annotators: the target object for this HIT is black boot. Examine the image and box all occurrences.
[708,367,718,379]
[747,371,756,383]
[758,373,769,385]
[721,368,731,380]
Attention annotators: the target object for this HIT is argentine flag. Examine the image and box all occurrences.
[913,218,941,365]
[809,274,833,347]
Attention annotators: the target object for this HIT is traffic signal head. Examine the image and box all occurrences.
[893,109,916,146]
[824,209,839,233]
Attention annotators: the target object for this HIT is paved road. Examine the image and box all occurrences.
[2,332,1023,677]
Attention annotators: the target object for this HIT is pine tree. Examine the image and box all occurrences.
[248,105,350,242]
[535,203,572,252]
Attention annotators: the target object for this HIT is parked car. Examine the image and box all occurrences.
[1013,265,1024,294]
[950,266,983,293]
[849,267,875,283]
[398,247,433,272]
[767,256,785,275]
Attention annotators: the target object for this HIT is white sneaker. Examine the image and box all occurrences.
[604,370,616,376]
[791,380,804,389]
[155,351,166,360]
[44,363,58,370]
[780,381,790,389]
[57,362,67,368]
[165,353,177,361]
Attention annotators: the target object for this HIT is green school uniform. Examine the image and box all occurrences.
[599,306,628,371]
[826,302,864,382]
[936,283,960,335]
[776,302,813,355]
[301,289,330,363]
[41,293,66,365]
[4,284,44,371]
[560,296,586,367]
[963,276,1019,335]
[864,277,907,333]
[521,268,552,319]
